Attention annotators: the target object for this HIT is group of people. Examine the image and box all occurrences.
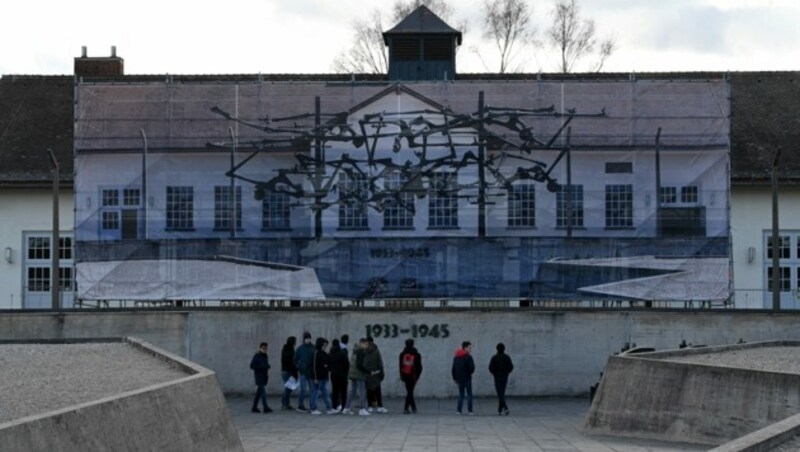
[249,334,513,416]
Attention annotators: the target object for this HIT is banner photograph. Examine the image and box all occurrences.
[74,80,730,303]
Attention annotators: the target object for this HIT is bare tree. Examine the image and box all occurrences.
[480,0,536,74]
[333,0,465,74]
[546,0,615,73]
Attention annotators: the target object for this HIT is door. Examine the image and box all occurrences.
[22,233,75,309]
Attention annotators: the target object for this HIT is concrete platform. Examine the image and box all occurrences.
[227,395,705,451]
[0,337,243,452]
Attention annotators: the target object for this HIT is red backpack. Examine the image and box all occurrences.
[401,352,415,375]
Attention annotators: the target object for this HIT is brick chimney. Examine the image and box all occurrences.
[74,46,124,77]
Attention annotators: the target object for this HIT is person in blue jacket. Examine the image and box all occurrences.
[250,342,272,413]
[294,332,314,412]
[451,341,475,415]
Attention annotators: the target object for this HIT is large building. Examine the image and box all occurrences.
[1,7,798,309]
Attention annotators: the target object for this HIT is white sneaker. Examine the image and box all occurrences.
[367,407,374,413]
[326,409,339,415]
[377,407,388,413]
[358,408,371,416]
[340,408,354,415]
[333,405,342,413]
[309,410,322,415]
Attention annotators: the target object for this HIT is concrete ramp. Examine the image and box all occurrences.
[0,337,243,452]
[584,341,800,446]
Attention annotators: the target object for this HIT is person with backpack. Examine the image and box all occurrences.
[364,336,387,413]
[398,338,422,414]
[341,337,370,416]
[451,341,475,415]
[309,337,337,415]
[489,342,514,415]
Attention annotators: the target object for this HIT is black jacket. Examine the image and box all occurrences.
[451,348,475,383]
[489,352,514,379]
[312,349,332,381]
[398,346,422,381]
[250,352,270,386]
[330,347,350,379]
[281,343,297,374]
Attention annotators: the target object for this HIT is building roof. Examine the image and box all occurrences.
[2,71,800,186]
[383,5,462,45]
[0,75,73,187]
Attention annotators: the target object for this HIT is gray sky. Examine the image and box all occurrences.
[2,0,798,75]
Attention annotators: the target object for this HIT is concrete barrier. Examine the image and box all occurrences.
[584,341,800,446]
[710,412,800,452]
[0,337,243,452]
[3,310,800,397]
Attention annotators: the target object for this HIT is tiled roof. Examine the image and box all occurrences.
[383,5,462,44]
[729,72,800,184]
[2,71,800,186]
[0,75,73,187]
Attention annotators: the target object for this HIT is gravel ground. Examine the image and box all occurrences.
[0,343,189,424]
[662,346,800,374]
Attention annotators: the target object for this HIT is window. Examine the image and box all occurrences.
[59,267,74,292]
[102,211,119,230]
[262,191,291,230]
[768,267,791,292]
[508,183,535,227]
[393,38,421,61]
[660,186,677,204]
[58,237,72,260]
[768,235,791,259]
[556,185,583,228]
[214,186,242,230]
[605,184,633,228]
[27,237,50,260]
[383,172,414,229]
[423,38,452,61]
[681,186,699,203]
[428,172,458,228]
[123,188,141,206]
[27,267,50,292]
[102,189,119,207]
[166,186,194,230]
[338,173,369,229]
[605,162,633,174]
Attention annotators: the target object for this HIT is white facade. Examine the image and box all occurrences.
[731,185,800,309]
[0,188,74,309]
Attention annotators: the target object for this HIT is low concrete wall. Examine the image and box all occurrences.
[0,337,243,452]
[584,341,800,445]
[711,412,800,452]
[3,310,800,397]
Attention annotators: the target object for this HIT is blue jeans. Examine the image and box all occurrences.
[310,379,332,411]
[281,371,294,408]
[457,379,473,413]
[346,378,367,410]
[297,374,311,409]
[253,384,268,410]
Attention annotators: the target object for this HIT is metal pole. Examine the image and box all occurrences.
[566,127,572,238]
[47,149,61,310]
[140,129,148,240]
[477,91,486,237]
[229,127,237,239]
[314,96,322,240]
[771,147,782,311]
[654,127,662,236]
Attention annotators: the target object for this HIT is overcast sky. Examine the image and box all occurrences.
[2,0,798,75]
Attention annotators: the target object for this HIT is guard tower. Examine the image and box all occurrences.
[383,5,462,81]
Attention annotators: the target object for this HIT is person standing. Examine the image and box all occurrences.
[249,342,273,413]
[489,342,514,415]
[294,332,314,412]
[451,341,475,415]
[364,336,387,413]
[398,338,422,414]
[280,336,297,410]
[341,338,370,416]
[309,337,336,415]
[329,338,349,412]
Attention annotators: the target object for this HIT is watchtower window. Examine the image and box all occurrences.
[393,39,421,61]
[424,38,452,61]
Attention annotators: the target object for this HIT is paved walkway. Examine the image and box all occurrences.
[227,396,706,451]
